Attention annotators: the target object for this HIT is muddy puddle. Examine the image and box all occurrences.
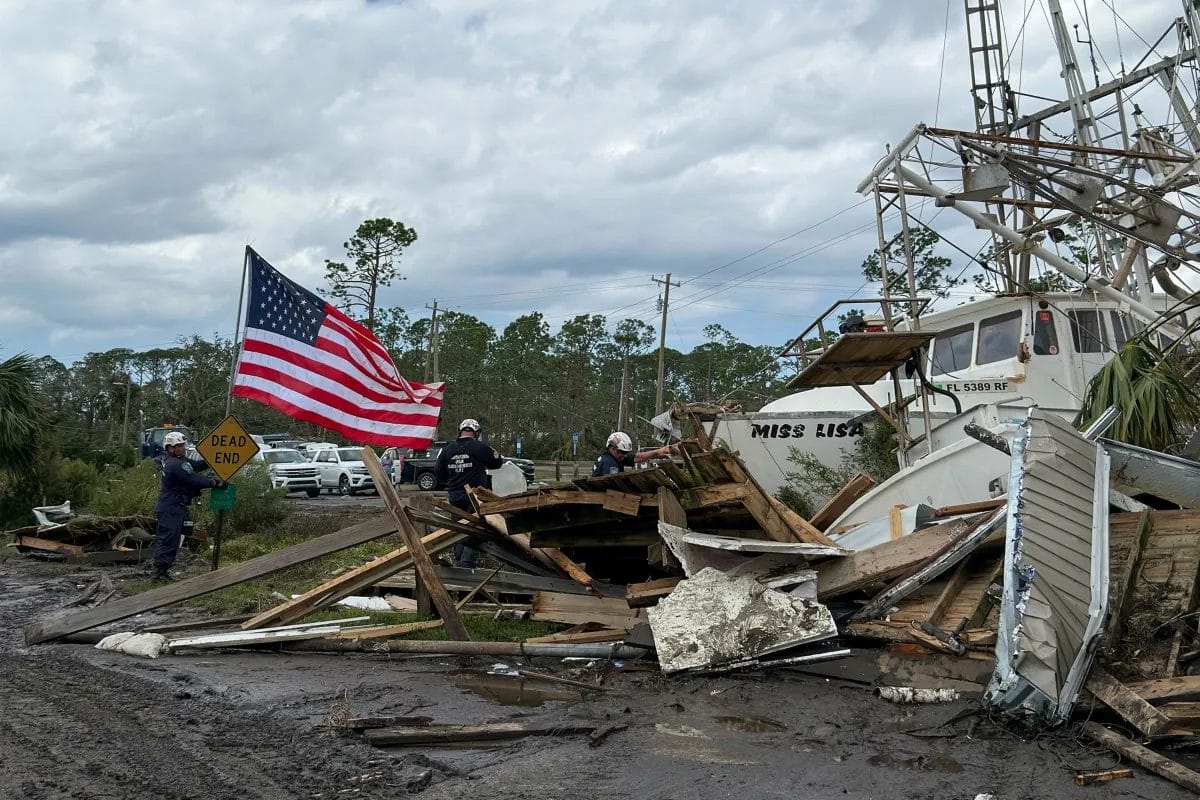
[453,673,580,707]
[713,714,788,733]
[867,751,964,773]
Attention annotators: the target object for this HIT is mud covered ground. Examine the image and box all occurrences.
[1,541,1193,799]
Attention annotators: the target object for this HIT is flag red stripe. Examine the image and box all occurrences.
[319,315,397,389]
[235,361,440,426]
[325,304,393,363]
[231,385,438,448]
[239,336,442,411]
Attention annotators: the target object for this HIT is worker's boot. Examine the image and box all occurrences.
[152,566,174,582]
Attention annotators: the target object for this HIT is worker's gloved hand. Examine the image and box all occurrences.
[213,479,229,490]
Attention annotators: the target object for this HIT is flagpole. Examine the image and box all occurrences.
[224,246,252,416]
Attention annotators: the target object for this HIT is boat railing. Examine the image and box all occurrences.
[779,296,935,370]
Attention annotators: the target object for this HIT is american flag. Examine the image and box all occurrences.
[231,247,444,448]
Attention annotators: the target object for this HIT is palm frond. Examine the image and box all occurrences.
[1075,333,1200,452]
[0,353,46,471]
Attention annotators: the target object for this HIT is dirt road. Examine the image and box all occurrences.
[0,558,1190,800]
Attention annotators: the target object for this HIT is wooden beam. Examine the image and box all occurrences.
[933,498,1007,518]
[1082,722,1200,794]
[242,527,461,629]
[24,515,400,644]
[1107,509,1153,648]
[536,547,606,599]
[710,449,838,546]
[1086,666,1174,737]
[602,490,642,516]
[13,535,85,555]
[363,449,470,642]
[657,485,687,527]
[375,565,624,598]
[532,591,642,629]
[809,473,876,531]
[815,517,977,600]
[888,505,905,540]
[926,557,974,627]
[1123,676,1200,703]
[328,620,444,640]
[626,576,682,608]
[525,627,626,644]
[1167,511,1200,677]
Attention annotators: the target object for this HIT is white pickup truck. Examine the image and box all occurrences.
[309,446,375,496]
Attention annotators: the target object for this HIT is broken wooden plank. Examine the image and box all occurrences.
[536,547,606,599]
[1074,768,1133,786]
[602,490,642,516]
[809,472,876,532]
[1082,722,1200,794]
[13,535,86,555]
[626,576,683,608]
[24,516,401,644]
[657,458,693,489]
[654,486,685,570]
[815,516,984,600]
[328,620,445,640]
[364,449,469,642]
[1167,517,1200,677]
[1107,509,1153,648]
[680,529,849,558]
[1086,666,1174,737]
[926,557,974,627]
[932,498,1007,518]
[888,505,905,540]
[525,627,626,644]
[242,527,462,630]
[1123,676,1200,703]
[532,591,643,630]
[375,565,624,599]
[364,721,596,747]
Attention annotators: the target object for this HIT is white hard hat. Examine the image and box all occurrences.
[607,432,633,453]
[163,431,187,447]
[459,418,481,432]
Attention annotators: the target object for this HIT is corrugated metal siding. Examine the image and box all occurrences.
[987,408,1109,723]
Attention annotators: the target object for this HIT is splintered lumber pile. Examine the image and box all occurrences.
[6,514,157,563]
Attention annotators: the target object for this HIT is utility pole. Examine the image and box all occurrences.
[617,354,630,430]
[652,273,680,415]
[424,300,440,383]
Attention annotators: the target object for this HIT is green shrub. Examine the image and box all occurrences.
[83,459,290,538]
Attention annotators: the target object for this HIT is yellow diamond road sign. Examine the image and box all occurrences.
[196,414,261,482]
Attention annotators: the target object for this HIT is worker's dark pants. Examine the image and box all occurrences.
[153,506,187,574]
[448,493,479,569]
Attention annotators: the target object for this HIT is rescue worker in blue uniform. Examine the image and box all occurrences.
[592,432,674,476]
[434,418,503,569]
[152,431,222,581]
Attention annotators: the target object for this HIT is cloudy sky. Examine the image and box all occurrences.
[0,0,1187,368]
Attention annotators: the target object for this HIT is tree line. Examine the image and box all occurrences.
[29,314,784,464]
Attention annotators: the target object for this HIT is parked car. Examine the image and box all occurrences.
[398,442,535,490]
[247,448,322,497]
[310,446,375,495]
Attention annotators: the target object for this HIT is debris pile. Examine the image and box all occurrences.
[6,501,155,563]
[19,412,1200,793]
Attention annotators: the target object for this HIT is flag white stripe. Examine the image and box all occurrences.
[236,345,442,418]
[233,374,440,439]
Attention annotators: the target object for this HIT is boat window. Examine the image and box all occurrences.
[1032,308,1059,355]
[1108,311,1130,348]
[1068,310,1105,353]
[930,324,974,374]
[976,310,1022,365]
